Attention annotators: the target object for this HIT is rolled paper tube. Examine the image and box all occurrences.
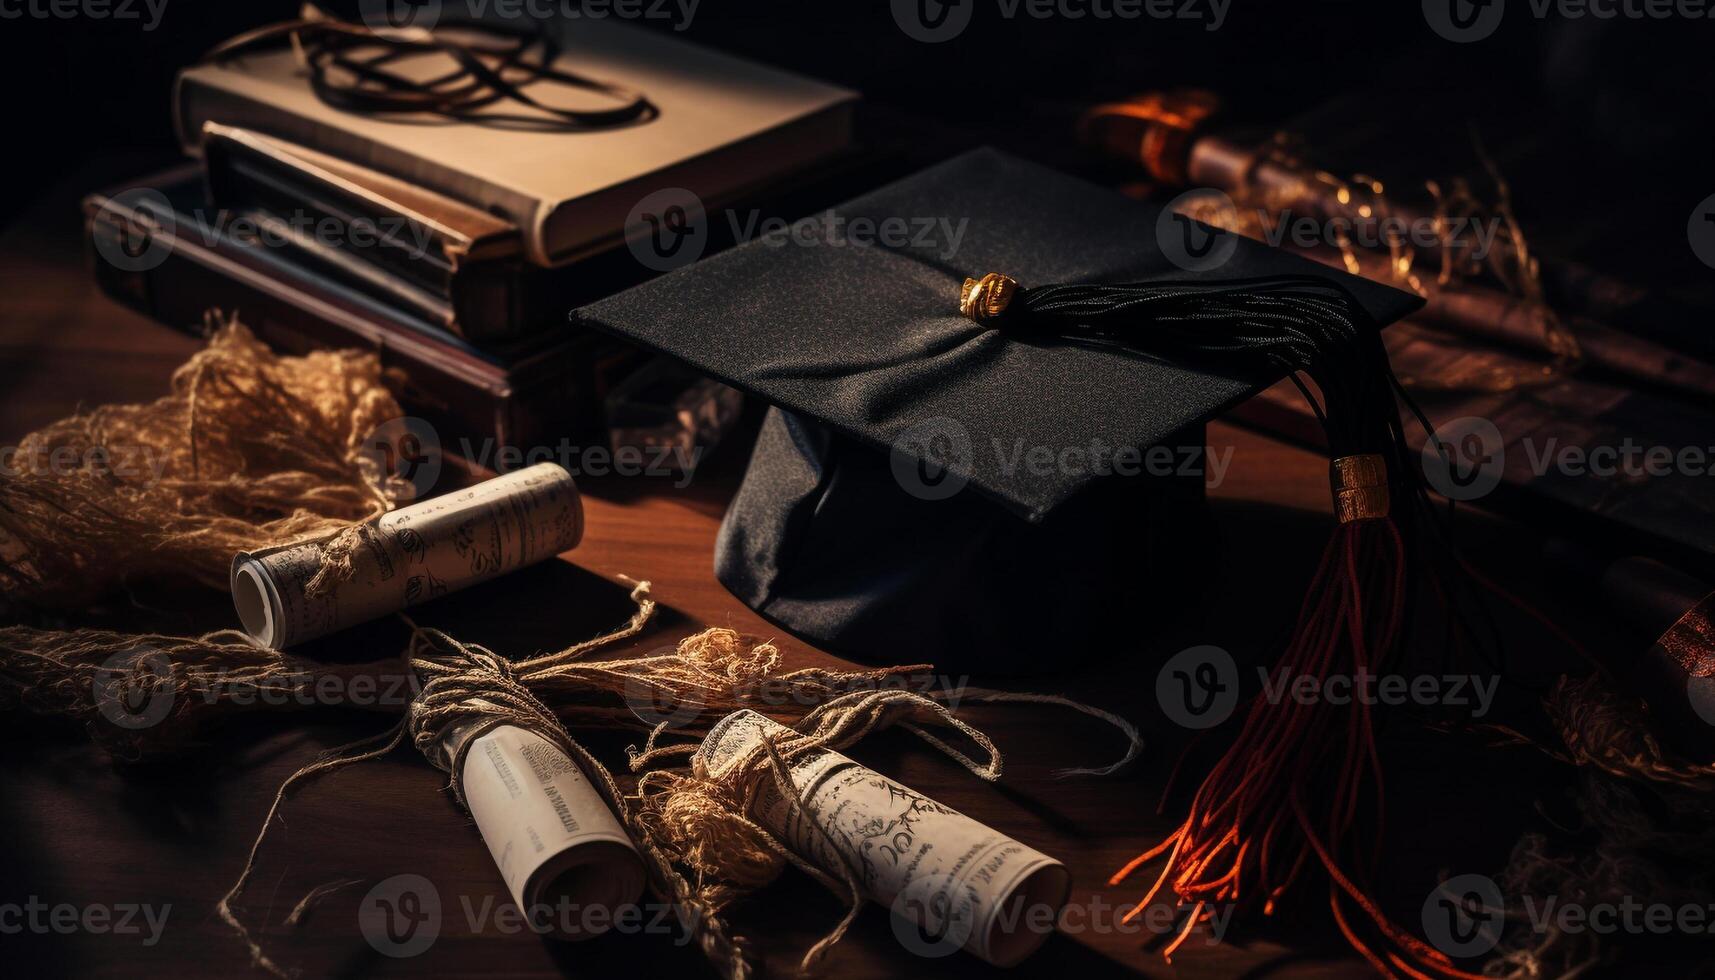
[445,722,647,938]
[230,463,583,649]
[698,710,1071,968]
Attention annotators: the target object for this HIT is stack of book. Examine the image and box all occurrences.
[86,16,856,455]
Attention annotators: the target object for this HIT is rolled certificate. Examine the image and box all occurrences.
[698,710,1071,967]
[230,463,583,649]
[446,722,647,939]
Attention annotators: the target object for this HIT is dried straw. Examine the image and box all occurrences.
[0,315,407,609]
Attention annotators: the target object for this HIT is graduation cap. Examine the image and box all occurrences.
[578,148,1475,976]
[578,147,1421,668]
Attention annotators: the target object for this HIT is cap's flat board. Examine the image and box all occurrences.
[578,147,1421,521]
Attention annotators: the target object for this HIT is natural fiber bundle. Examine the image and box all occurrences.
[0,626,282,757]
[1488,773,1715,979]
[1484,675,1715,978]
[629,682,1142,976]
[1416,673,1715,978]
[0,316,406,609]
[1538,672,1715,786]
[215,597,972,980]
[0,624,405,761]
[526,624,935,733]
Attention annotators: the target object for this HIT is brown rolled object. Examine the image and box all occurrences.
[1547,540,1715,760]
[1083,94,1715,382]
[1080,94,1715,403]
[1423,288,1715,403]
[1081,95,1609,305]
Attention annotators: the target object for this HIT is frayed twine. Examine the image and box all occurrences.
[630,681,1142,975]
[0,316,407,611]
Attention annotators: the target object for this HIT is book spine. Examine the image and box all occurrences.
[176,74,551,266]
[84,197,574,451]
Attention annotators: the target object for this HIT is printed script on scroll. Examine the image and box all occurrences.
[699,710,1070,966]
[458,724,645,935]
[231,463,583,648]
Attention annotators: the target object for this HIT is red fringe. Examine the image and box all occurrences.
[1113,517,1489,979]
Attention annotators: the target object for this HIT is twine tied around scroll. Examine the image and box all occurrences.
[629,687,1143,975]
[216,579,661,977]
[0,316,406,611]
[301,522,379,599]
[214,585,1053,980]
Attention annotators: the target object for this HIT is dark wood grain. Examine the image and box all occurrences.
[0,168,1633,980]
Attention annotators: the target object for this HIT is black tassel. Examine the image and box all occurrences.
[960,272,1484,978]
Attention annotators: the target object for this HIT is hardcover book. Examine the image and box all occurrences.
[175,18,857,268]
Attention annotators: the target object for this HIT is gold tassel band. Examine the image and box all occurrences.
[1330,454,1389,523]
[959,272,1018,323]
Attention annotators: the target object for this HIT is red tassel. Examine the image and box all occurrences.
[1113,517,1489,980]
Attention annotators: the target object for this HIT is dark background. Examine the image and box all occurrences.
[1,0,1712,292]
[1,3,1712,978]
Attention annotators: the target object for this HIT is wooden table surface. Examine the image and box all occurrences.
[0,167,1632,979]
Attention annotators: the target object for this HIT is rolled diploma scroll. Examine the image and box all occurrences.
[230,462,583,649]
[698,710,1071,967]
[443,722,647,939]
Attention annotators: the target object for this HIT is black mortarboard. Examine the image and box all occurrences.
[575,148,1423,672]
[580,149,1481,976]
